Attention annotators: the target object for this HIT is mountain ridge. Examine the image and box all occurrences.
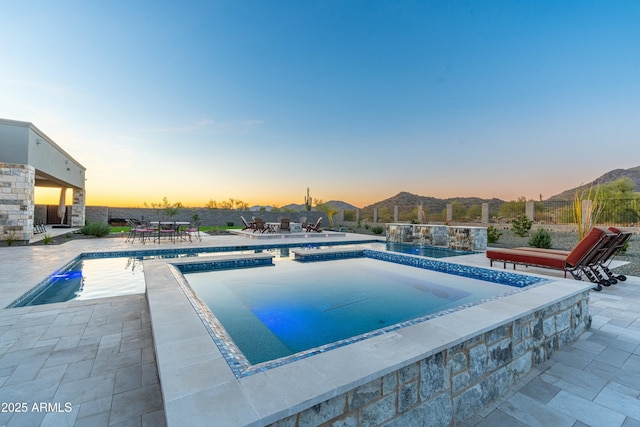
[254,165,640,212]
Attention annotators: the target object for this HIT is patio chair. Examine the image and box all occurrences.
[511,227,632,286]
[33,219,46,234]
[157,222,178,243]
[486,227,617,291]
[299,217,307,230]
[306,217,322,232]
[253,217,269,233]
[126,219,154,244]
[183,220,202,242]
[241,216,256,231]
[279,217,291,233]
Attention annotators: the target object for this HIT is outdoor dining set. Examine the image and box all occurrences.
[241,216,322,233]
[125,219,202,244]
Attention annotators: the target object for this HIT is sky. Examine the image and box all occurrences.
[1,1,639,209]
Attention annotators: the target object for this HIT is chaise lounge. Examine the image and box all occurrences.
[486,227,617,290]
[507,226,632,287]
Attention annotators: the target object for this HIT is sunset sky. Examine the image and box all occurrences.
[2,1,639,208]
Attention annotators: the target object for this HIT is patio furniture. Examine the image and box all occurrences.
[486,227,617,291]
[279,217,291,233]
[126,219,154,244]
[157,222,178,243]
[253,217,269,233]
[511,226,632,287]
[306,217,322,232]
[183,220,202,242]
[241,216,256,231]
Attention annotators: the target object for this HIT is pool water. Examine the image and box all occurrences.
[385,242,474,258]
[13,257,146,306]
[8,242,474,308]
[184,257,514,365]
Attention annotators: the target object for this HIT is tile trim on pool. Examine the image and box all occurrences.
[169,249,551,378]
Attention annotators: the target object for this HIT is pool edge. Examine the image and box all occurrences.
[144,256,593,427]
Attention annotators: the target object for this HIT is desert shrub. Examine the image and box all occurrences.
[371,226,384,235]
[511,215,533,237]
[79,222,111,238]
[487,225,502,243]
[528,228,552,249]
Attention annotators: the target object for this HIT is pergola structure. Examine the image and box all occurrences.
[0,118,86,245]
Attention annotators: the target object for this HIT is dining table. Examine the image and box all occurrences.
[150,221,191,242]
[266,222,303,233]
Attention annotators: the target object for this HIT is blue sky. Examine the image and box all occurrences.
[1,1,639,208]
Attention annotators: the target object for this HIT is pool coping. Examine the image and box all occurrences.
[144,250,594,426]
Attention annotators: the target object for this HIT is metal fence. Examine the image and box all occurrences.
[356,198,640,227]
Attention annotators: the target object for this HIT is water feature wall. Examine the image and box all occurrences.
[268,290,590,427]
[386,223,487,251]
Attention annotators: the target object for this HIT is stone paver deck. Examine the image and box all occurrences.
[0,294,164,427]
[1,227,639,426]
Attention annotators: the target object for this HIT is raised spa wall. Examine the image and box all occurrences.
[386,223,488,251]
[268,289,590,427]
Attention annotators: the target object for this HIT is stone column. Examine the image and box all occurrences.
[373,208,378,223]
[72,188,86,227]
[481,203,489,224]
[418,204,425,223]
[394,205,399,222]
[355,209,360,223]
[446,204,453,223]
[526,200,535,221]
[0,163,35,245]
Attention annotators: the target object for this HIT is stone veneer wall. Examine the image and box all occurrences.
[387,224,487,251]
[71,188,85,227]
[269,290,590,427]
[0,163,35,244]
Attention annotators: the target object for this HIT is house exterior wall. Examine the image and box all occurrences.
[0,163,35,245]
[0,118,86,242]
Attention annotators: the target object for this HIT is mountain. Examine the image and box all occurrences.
[281,200,359,211]
[361,191,504,218]
[251,200,359,212]
[249,166,640,214]
[548,165,640,200]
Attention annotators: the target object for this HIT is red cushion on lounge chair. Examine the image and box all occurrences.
[485,248,568,270]
[565,227,608,267]
[512,247,570,255]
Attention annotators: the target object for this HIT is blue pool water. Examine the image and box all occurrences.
[184,257,517,365]
[385,242,475,258]
[14,257,146,306]
[10,241,470,308]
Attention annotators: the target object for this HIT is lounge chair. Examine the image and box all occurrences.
[486,227,617,290]
[241,216,256,231]
[306,217,322,232]
[253,217,269,233]
[279,217,291,233]
[511,227,632,286]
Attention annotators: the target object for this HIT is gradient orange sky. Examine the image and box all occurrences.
[5,2,640,209]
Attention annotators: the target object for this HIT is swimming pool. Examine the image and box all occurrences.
[169,248,547,376]
[183,256,520,366]
[139,241,592,427]
[8,240,468,308]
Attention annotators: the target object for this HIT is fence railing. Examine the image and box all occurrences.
[356,198,640,227]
